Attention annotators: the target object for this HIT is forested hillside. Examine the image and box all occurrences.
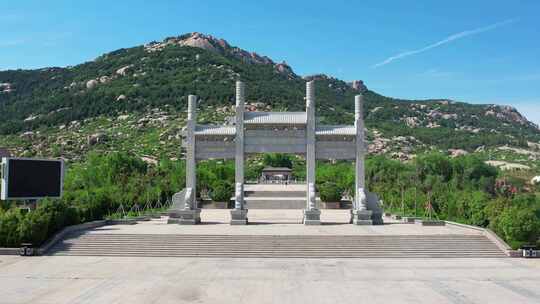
[1,32,539,164]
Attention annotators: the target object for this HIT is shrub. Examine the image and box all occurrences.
[319,182,342,202]
[492,206,540,249]
[263,153,293,168]
[210,183,232,202]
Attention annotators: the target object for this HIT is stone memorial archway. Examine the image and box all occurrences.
[168,81,383,225]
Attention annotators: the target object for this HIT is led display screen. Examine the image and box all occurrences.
[1,158,64,200]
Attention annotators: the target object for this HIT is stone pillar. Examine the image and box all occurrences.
[351,94,372,225]
[231,81,248,225]
[177,94,201,224]
[303,80,321,225]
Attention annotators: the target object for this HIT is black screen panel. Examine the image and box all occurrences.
[6,159,62,198]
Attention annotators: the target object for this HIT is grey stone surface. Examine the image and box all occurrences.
[352,209,373,225]
[175,209,201,225]
[230,209,248,225]
[234,81,245,210]
[303,209,321,225]
[1,255,539,304]
[169,189,187,212]
[366,192,384,224]
[185,95,197,210]
[306,81,316,211]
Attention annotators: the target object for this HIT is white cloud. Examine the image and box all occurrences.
[372,19,518,68]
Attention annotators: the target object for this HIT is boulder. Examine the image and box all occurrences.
[448,149,469,158]
[141,156,158,165]
[87,133,107,146]
[86,79,98,90]
[116,65,133,76]
[441,113,458,120]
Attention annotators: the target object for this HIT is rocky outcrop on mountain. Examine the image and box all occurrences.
[144,32,294,76]
[403,117,420,128]
[484,105,535,127]
[275,61,294,76]
[349,80,367,92]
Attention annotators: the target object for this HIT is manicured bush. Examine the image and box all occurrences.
[319,182,342,202]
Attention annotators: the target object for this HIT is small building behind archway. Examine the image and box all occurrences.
[261,167,292,183]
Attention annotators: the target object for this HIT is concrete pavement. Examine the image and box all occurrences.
[1,255,539,303]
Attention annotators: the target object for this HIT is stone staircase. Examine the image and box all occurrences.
[243,184,316,209]
[49,233,506,258]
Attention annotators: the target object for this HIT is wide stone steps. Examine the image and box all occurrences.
[49,234,506,258]
[244,191,307,198]
[244,197,311,209]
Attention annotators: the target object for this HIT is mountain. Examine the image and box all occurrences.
[0,32,539,165]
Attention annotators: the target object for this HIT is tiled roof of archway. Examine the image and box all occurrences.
[315,125,356,136]
[244,112,307,125]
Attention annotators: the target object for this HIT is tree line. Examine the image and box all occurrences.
[0,152,538,249]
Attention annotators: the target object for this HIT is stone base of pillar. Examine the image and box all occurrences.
[230,209,248,225]
[351,209,373,225]
[174,209,201,225]
[303,209,321,225]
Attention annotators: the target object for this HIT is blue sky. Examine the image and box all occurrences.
[1,0,539,125]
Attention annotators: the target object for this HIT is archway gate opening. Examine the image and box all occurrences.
[168,81,383,225]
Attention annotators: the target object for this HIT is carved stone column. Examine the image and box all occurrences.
[351,94,372,225]
[177,94,201,224]
[231,81,248,225]
[303,80,321,225]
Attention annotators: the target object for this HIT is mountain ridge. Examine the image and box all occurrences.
[0,32,539,163]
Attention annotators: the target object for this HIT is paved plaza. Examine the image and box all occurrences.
[0,210,538,303]
[1,254,539,304]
